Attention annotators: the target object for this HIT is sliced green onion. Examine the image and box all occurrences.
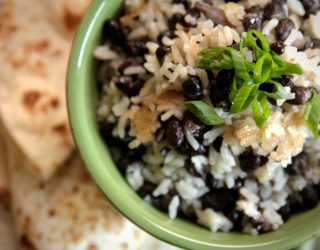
[265,80,291,100]
[229,84,258,114]
[250,30,270,52]
[252,93,270,128]
[198,48,226,69]
[230,49,250,81]
[253,53,272,84]
[185,101,224,126]
[283,62,304,75]
[229,76,238,102]
[214,53,234,69]
[304,92,320,138]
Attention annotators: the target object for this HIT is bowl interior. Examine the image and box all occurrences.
[67,1,320,249]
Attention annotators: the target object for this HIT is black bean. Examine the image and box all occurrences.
[210,82,231,110]
[300,0,320,16]
[118,59,140,75]
[116,156,131,174]
[210,70,234,110]
[313,39,320,49]
[99,120,115,144]
[258,82,275,92]
[182,76,203,100]
[302,185,319,209]
[264,1,286,20]
[160,147,170,156]
[159,194,173,212]
[188,7,201,19]
[276,18,295,41]
[205,174,220,190]
[227,210,243,231]
[166,117,185,148]
[201,188,239,212]
[137,182,157,198]
[285,151,310,176]
[185,158,210,180]
[103,19,126,45]
[287,86,312,105]
[172,0,189,9]
[169,13,186,30]
[206,70,214,81]
[196,144,208,154]
[157,30,176,44]
[278,199,291,221]
[279,75,294,87]
[289,193,305,213]
[182,112,205,136]
[239,148,268,173]
[115,75,144,97]
[271,40,285,54]
[159,189,180,212]
[156,46,171,65]
[185,158,198,176]
[202,0,212,4]
[181,206,198,221]
[233,178,244,190]
[252,220,273,234]
[213,136,223,152]
[247,5,264,16]
[317,183,320,199]
[258,82,277,105]
[301,37,314,50]
[125,40,148,56]
[243,13,262,31]
[176,139,208,155]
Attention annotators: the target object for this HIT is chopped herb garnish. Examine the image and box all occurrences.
[185,101,224,126]
[229,84,258,114]
[304,91,320,138]
[252,92,270,128]
[185,30,313,132]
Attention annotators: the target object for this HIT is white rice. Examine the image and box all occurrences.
[96,0,320,236]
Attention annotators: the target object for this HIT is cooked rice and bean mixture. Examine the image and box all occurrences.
[95,0,320,235]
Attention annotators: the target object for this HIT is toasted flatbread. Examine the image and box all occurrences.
[0,0,90,179]
[0,119,10,209]
[5,143,146,250]
[0,205,18,250]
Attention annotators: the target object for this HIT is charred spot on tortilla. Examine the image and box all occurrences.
[9,57,24,69]
[23,91,41,109]
[52,48,62,57]
[62,8,82,31]
[72,186,80,194]
[48,209,56,217]
[38,182,45,189]
[87,244,98,250]
[24,40,50,53]
[0,3,17,38]
[50,98,60,108]
[20,234,36,250]
[0,192,11,211]
[52,124,68,135]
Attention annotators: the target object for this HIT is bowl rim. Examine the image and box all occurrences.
[67,1,320,249]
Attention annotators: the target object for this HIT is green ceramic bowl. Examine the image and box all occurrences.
[67,1,320,249]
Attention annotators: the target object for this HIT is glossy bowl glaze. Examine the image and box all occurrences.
[67,1,320,249]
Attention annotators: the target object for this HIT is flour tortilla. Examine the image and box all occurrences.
[0,119,10,209]
[0,0,90,179]
[5,143,146,250]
